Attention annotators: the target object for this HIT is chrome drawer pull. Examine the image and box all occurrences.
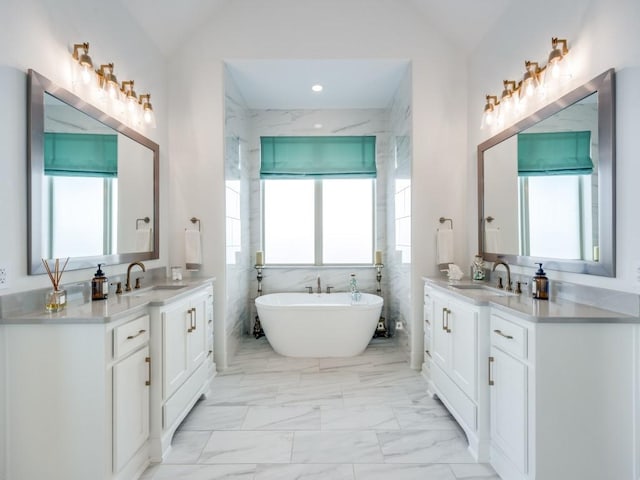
[126,329,146,340]
[493,329,514,340]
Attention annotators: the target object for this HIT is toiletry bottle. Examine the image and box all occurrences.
[91,264,109,300]
[350,273,361,302]
[532,263,549,300]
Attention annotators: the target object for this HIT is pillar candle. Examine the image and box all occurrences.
[375,250,382,265]
[256,251,264,266]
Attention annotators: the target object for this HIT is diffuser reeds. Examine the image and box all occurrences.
[42,257,69,291]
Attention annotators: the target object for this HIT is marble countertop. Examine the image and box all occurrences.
[0,277,215,325]
[423,277,639,324]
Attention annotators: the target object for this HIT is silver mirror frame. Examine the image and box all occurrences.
[27,69,160,275]
[477,68,615,276]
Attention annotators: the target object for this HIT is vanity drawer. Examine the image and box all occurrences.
[114,314,150,360]
[490,314,527,360]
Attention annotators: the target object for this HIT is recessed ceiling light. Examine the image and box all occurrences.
[311,84,323,92]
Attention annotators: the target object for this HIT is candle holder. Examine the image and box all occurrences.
[373,263,389,338]
[253,264,265,339]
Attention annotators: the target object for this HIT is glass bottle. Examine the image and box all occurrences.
[350,273,361,302]
[45,288,67,312]
[472,255,486,280]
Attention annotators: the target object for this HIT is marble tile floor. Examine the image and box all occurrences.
[141,336,500,480]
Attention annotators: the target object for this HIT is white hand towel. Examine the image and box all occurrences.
[185,229,202,270]
[135,228,152,252]
[437,228,454,265]
[485,227,501,253]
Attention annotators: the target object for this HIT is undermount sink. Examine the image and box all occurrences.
[149,284,188,290]
[124,284,187,297]
[449,284,517,297]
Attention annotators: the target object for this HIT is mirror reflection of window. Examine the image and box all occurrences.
[45,176,117,258]
[520,175,590,260]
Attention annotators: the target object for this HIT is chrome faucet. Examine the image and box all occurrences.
[125,261,146,291]
[492,260,512,291]
[316,276,321,294]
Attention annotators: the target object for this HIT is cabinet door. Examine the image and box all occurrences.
[113,346,150,473]
[431,294,450,370]
[449,299,478,400]
[163,299,191,399]
[188,293,208,370]
[490,347,528,474]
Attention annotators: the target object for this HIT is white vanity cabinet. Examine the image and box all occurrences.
[426,286,490,461]
[3,311,151,480]
[148,283,215,461]
[488,309,637,480]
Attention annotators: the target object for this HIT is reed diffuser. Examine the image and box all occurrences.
[42,257,69,312]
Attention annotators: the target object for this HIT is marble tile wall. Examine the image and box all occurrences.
[386,68,412,351]
[224,70,253,360]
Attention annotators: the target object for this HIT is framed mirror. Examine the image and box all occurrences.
[478,68,615,276]
[28,69,159,274]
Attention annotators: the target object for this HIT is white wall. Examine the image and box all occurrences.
[467,0,640,293]
[167,0,468,369]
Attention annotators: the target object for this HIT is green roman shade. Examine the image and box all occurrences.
[44,132,118,178]
[260,136,376,179]
[517,130,593,176]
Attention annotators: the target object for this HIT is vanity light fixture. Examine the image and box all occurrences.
[499,80,517,114]
[139,94,156,128]
[481,95,498,129]
[547,37,570,80]
[520,61,543,99]
[70,41,157,130]
[72,42,94,85]
[481,36,573,132]
[97,63,119,101]
[121,80,138,113]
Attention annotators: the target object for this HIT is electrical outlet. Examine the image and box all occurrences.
[0,267,7,289]
[395,321,403,330]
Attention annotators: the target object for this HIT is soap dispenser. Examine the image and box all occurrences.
[531,263,549,300]
[91,264,109,301]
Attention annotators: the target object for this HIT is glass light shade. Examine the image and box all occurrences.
[500,92,513,115]
[481,105,495,129]
[143,104,156,128]
[80,64,93,85]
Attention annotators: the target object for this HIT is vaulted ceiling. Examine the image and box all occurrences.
[120,0,512,57]
[119,0,513,109]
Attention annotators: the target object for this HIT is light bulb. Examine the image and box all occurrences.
[81,66,92,85]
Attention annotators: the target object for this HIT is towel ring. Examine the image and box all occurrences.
[190,217,201,231]
[439,217,453,229]
[136,217,150,229]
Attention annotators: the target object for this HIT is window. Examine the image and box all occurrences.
[263,178,373,265]
[261,135,376,265]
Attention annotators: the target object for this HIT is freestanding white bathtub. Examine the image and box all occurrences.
[255,292,383,357]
